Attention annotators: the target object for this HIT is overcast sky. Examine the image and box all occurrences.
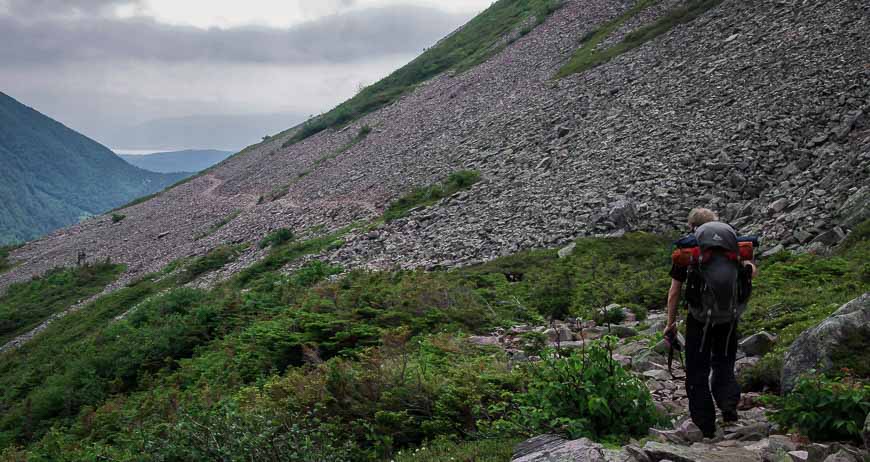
[0,0,492,150]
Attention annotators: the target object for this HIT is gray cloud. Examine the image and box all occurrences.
[4,0,142,17]
[0,5,466,66]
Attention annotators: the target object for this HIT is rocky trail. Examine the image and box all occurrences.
[466,295,870,462]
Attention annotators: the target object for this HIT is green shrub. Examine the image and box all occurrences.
[739,352,784,393]
[392,437,518,462]
[557,0,723,77]
[766,374,870,443]
[520,331,548,357]
[0,245,19,274]
[626,304,648,322]
[492,337,661,442]
[384,170,481,221]
[259,228,295,249]
[0,262,124,344]
[195,210,241,240]
[177,245,241,284]
[593,305,626,325]
[110,213,126,223]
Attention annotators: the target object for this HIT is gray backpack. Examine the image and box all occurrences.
[685,222,747,350]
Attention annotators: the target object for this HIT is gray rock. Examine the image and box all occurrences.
[609,325,639,338]
[512,436,610,462]
[676,419,704,443]
[864,413,870,450]
[558,242,576,258]
[641,441,762,462]
[782,293,870,392]
[769,198,789,215]
[822,450,857,462]
[762,244,785,258]
[788,450,809,462]
[837,186,870,228]
[468,335,500,346]
[739,332,777,357]
[608,200,637,230]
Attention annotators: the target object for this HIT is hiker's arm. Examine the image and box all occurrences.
[665,278,682,333]
[742,260,758,278]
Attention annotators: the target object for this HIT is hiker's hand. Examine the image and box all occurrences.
[663,322,676,336]
[742,260,758,278]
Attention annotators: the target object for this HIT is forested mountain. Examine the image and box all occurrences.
[0,92,186,244]
[120,149,233,174]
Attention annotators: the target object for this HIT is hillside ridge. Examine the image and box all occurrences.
[0,92,186,244]
[1,0,868,296]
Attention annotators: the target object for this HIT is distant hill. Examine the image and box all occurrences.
[0,92,187,244]
[120,149,233,174]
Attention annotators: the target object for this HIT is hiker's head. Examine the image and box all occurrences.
[687,208,718,231]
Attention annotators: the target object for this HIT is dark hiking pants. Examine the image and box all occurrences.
[684,314,741,437]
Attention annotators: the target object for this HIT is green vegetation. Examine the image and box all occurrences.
[487,339,663,442]
[0,245,18,274]
[0,92,186,244]
[284,0,563,145]
[0,262,124,345]
[393,438,518,462]
[0,219,867,460]
[195,210,242,240]
[557,0,724,78]
[110,213,126,223]
[259,228,296,249]
[766,374,870,443]
[384,170,482,221]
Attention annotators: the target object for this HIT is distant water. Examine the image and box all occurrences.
[113,148,188,156]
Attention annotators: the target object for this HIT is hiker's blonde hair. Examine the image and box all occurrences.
[688,208,718,228]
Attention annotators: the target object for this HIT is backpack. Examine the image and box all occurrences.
[672,222,756,351]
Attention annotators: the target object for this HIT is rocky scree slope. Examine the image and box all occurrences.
[1,0,868,295]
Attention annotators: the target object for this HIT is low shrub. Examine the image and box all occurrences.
[259,228,295,249]
[738,352,784,393]
[593,305,626,325]
[110,213,125,223]
[392,437,518,462]
[766,374,870,443]
[384,170,481,221]
[177,245,242,284]
[490,337,661,442]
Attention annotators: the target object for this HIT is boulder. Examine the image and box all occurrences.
[837,186,869,228]
[822,450,857,462]
[641,441,762,462]
[781,293,870,392]
[608,200,637,230]
[512,435,612,462]
[557,242,576,258]
[864,413,870,450]
[739,332,777,357]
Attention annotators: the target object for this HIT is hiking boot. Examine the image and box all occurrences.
[722,410,739,424]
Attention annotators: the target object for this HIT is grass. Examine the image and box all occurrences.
[384,170,481,221]
[1,218,867,459]
[110,213,126,223]
[194,210,242,240]
[557,0,724,78]
[0,262,124,345]
[392,438,519,462]
[0,245,20,274]
[283,0,563,146]
[258,228,295,249]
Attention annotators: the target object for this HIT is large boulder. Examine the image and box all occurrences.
[739,332,777,357]
[781,293,870,392]
[511,435,623,462]
[641,441,762,462]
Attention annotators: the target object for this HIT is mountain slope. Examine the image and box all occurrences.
[0,92,186,244]
[120,149,233,174]
[1,0,868,296]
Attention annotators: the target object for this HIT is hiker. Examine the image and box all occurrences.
[664,208,758,438]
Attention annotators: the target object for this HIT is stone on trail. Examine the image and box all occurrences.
[781,293,870,392]
[865,412,870,450]
[822,450,858,462]
[641,441,762,462]
[557,241,576,258]
[512,435,616,462]
[739,332,777,357]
